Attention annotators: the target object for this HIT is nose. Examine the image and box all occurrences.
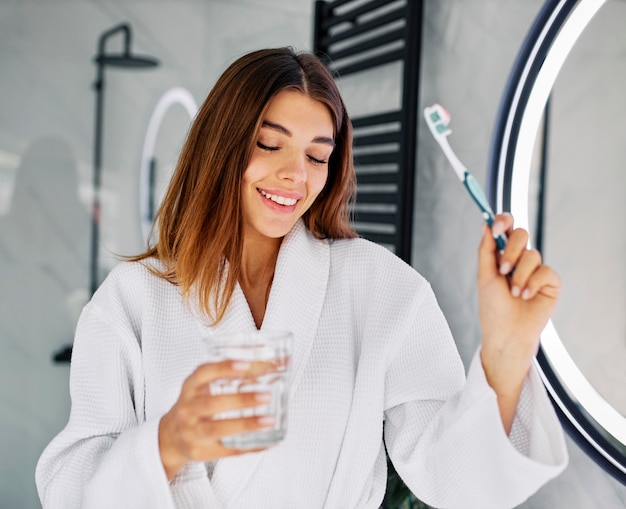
[277,152,306,184]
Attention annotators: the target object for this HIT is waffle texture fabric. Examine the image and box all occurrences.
[36,220,567,509]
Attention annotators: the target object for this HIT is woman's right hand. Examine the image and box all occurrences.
[158,360,276,480]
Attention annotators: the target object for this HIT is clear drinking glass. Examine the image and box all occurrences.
[202,330,292,449]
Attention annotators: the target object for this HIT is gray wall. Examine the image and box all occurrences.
[0,0,624,507]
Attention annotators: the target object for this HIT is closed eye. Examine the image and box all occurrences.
[257,141,279,151]
[258,141,327,165]
[308,155,327,165]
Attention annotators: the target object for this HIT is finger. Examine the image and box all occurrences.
[180,360,250,398]
[491,212,514,237]
[195,391,273,417]
[183,360,277,396]
[508,248,542,297]
[478,214,515,280]
[520,264,561,301]
[197,415,276,446]
[497,227,529,275]
[177,415,276,462]
[478,224,498,281]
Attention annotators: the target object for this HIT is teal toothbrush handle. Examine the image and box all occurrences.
[463,172,507,251]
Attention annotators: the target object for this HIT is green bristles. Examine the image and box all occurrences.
[429,110,450,134]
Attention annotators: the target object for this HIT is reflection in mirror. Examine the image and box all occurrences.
[488,0,626,483]
[528,0,626,419]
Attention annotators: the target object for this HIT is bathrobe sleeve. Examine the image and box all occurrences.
[35,266,217,509]
[383,283,568,509]
[35,285,177,509]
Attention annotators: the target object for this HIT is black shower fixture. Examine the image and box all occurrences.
[90,23,160,297]
[53,22,159,364]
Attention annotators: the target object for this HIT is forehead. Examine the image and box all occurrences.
[263,90,334,137]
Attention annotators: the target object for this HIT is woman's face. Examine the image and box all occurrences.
[242,90,335,243]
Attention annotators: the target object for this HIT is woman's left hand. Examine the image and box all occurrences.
[477,213,561,432]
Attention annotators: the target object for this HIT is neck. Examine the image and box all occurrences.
[239,232,282,329]
[240,234,282,288]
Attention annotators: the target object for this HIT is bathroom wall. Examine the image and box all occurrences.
[1,0,624,507]
[0,2,313,508]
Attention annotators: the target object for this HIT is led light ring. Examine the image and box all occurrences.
[139,87,198,241]
[488,0,626,483]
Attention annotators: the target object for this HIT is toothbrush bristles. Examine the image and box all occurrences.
[435,123,449,134]
[436,104,451,124]
[427,104,452,135]
[430,104,450,125]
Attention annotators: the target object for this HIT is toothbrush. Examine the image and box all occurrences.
[423,103,507,251]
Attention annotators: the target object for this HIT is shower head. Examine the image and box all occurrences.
[95,53,160,68]
[94,23,160,71]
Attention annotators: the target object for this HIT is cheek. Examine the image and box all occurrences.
[243,156,263,184]
[310,169,329,197]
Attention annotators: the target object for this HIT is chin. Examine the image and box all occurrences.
[248,219,298,241]
[265,223,296,239]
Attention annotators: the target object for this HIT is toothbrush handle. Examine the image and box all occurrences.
[463,173,507,251]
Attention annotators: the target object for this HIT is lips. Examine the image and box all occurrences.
[258,188,299,206]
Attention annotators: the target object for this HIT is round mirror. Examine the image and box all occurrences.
[488,0,626,483]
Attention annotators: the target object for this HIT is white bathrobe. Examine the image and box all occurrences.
[36,221,567,509]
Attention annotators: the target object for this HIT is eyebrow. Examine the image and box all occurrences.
[261,120,336,148]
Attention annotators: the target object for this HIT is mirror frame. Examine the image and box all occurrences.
[487,0,626,484]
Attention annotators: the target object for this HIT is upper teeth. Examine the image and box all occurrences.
[260,190,297,206]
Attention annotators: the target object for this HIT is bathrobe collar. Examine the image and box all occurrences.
[200,220,331,504]
[206,219,331,394]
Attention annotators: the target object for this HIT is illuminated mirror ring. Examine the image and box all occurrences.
[139,87,198,241]
[487,0,626,484]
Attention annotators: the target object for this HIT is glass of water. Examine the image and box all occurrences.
[202,329,292,449]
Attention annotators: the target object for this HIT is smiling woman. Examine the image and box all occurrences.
[240,90,337,327]
[242,91,334,248]
[131,49,358,327]
[37,47,568,509]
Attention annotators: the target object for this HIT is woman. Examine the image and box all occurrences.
[36,47,567,509]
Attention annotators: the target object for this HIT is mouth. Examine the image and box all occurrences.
[258,188,299,207]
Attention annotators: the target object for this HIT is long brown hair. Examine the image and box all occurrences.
[131,47,357,323]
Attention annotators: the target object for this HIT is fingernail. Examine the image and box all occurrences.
[492,222,505,237]
[511,285,521,298]
[499,262,511,275]
[522,289,531,300]
[232,361,251,371]
[258,415,275,426]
